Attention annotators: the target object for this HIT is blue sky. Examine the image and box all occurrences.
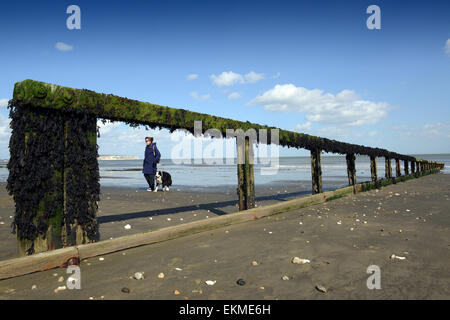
[0,0,449,159]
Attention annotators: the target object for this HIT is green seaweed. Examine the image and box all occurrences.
[12,79,443,163]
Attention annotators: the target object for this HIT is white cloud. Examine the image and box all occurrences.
[247,84,390,127]
[445,39,450,56]
[244,71,265,83]
[315,126,351,139]
[55,42,73,52]
[186,74,199,81]
[295,122,312,131]
[97,119,121,135]
[368,130,378,137]
[271,72,281,79]
[210,70,266,87]
[227,92,241,100]
[190,91,211,101]
[0,99,9,108]
[210,71,244,87]
[0,113,11,144]
[394,122,450,139]
[417,123,450,139]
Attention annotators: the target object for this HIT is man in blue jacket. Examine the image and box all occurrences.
[142,137,161,192]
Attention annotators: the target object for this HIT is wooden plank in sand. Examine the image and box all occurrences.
[0,247,78,280]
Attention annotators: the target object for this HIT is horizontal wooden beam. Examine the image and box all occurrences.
[12,79,421,161]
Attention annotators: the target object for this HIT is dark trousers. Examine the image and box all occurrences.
[144,174,155,190]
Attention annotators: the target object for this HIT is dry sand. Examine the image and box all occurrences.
[0,180,344,261]
[0,173,449,299]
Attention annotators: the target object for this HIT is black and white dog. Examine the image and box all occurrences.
[155,171,172,192]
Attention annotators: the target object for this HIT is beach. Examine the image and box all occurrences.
[0,172,449,299]
[0,179,346,261]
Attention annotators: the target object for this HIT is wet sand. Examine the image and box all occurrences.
[0,180,345,261]
[0,173,449,299]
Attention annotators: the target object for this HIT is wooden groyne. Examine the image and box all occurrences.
[6,79,445,256]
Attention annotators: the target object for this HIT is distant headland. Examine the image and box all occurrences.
[98,155,139,160]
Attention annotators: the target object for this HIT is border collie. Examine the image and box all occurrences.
[155,171,172,192]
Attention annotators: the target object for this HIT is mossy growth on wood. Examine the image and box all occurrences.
[12,79,419,161]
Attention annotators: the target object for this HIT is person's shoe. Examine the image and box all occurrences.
[147,188,153,192]
[153,188,158,192]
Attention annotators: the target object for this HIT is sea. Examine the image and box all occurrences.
[1,154,448,190]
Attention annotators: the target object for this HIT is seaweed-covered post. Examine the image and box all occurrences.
[404,160,409,175]
[411,161,415,173]
[370,156,377,182]
[244,136,255,209]
[7,82,100,256]
[346,153,356,192]
[236,134,255,211]
[395,158,401,177]
[385,157,392,179]
[8,105,65,255]
[310,148,322,194]
[61,113,100,246]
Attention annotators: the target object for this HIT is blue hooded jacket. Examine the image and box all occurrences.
[142,142,161,175]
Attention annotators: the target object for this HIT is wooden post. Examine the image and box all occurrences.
[62,113,100,246]
[411,161,415,173]
[245,136,255,209]
[13,108,65,256]
[236,137,246,211]
[346,153,356,192]
[395,158,401,177]
[370,156,377,182]
[385,157,392,179]
[236,136,255,211]
[310,148,322,194]
[404,160,409,175]
[8,106,100,256]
